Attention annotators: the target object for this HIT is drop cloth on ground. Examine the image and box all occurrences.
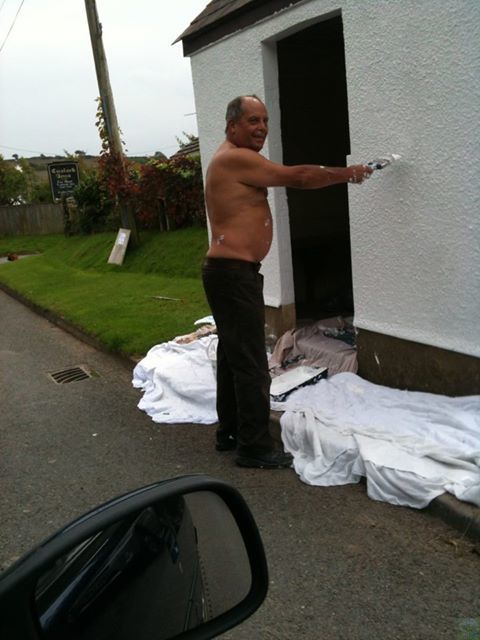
[132,331,480,509]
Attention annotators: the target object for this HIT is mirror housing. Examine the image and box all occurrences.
[0,475,268,640]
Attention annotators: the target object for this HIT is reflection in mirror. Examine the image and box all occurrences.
[34,491,252,640]
[184,492,251,620]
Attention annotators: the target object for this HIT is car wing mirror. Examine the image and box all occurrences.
[0,475,268,640]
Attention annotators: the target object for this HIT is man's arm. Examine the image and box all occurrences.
[223,147,372,189]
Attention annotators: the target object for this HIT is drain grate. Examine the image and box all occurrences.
[48,365,93,384]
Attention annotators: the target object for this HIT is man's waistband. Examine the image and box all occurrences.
[203,257,261,272]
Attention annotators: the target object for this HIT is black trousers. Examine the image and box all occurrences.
[202,258,274,454]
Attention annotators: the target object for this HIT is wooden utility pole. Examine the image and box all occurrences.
[84,0,138,245]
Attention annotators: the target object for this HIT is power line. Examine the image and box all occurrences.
[0,143,55,155]
[0,0,8,16]
[0,0,25,55]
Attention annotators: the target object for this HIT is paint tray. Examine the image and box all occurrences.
[270,366,328,402]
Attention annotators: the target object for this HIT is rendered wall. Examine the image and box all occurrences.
[189,0,480,358]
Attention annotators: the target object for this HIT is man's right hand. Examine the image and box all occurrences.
[348,164,373,184]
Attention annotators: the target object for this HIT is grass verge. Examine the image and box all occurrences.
[0,229,210,358]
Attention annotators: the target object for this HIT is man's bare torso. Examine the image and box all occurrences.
[205,141,273,263]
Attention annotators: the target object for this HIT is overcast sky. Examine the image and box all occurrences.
[0,0,209,158]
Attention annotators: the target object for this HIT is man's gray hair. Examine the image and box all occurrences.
[225,95,262,133]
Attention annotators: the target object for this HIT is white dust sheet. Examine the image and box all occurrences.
[133,340,480,509]
[277,372,480,509]
[132,336,218,425]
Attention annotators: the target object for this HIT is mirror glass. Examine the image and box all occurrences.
[34,491,252,640]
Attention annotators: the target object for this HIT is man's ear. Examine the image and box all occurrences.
[225,120,235,138]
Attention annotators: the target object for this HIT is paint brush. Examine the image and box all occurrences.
[367,154,402,170]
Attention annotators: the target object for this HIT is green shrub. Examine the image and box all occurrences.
[73,170,116,234]
[136,155,206,230]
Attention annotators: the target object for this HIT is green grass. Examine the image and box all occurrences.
[0,229,210,357]
[457,618,480,640]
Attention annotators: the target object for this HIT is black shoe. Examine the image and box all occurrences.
[235,450,293,469]
[215,435,237,452]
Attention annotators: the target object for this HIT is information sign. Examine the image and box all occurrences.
[47,162,80,200]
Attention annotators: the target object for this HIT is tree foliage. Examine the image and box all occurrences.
[29,180,53,204]
[175,132,199,149]
[88,152,206,232]
[73,169,116,234]
[135,154,205,230]
[0,154,29,204]
[88,99,205,233]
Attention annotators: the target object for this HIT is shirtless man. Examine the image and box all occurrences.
[202,95,372,469]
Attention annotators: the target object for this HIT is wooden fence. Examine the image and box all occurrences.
[0,203,64,235]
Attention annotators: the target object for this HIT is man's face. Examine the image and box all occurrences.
[228,98,269,151]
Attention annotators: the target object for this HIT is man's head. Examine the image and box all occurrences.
[225,95,268,152]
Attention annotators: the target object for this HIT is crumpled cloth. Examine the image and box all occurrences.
[279,372,480,508]
[132,335,218,424]
[269,317,357,377]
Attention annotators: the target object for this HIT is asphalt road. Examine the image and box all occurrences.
[1,289,479,640]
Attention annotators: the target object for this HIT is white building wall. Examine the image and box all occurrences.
[189,0,480,358]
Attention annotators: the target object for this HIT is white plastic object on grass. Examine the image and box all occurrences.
[194,315,215,326]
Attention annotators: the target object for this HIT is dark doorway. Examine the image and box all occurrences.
[277,14,352,321]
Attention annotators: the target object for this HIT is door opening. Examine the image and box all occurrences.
[277,14,352,321]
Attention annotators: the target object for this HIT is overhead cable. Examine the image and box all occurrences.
[0,143,54,155]
[0,0,25,55]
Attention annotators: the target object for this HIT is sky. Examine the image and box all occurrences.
[0,0,209,158]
